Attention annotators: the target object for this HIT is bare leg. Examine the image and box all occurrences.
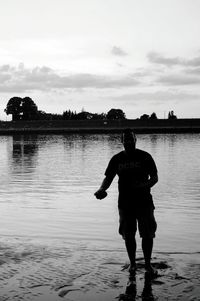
[124,235,137,269]
[142,238,153,270]
[142,238,157,276]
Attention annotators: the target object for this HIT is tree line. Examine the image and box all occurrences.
[140,111,177,120]
[4,96,177,121]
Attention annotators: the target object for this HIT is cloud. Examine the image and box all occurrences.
[111,90,200,104]
[148,51,200,68]
[111,46,128,57]
[2,58,200,94]
[0,73,11,83]
[147,52,183,67]
[185,67,200,75]
[185,56,200,67]
[0,64,140,93]
[146,51,200,86]
[158,74,200,86]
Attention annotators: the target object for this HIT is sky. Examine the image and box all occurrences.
[0,0,200,120]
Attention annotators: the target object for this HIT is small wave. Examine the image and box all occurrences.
[154,251,200,255]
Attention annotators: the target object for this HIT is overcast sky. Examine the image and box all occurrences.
[1,0,200,120]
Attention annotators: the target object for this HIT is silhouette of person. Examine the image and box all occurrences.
[95,128,158,276]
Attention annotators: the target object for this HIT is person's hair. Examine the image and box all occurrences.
[121,128,136,142]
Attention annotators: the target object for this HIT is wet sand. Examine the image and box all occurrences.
[0,237,199,301]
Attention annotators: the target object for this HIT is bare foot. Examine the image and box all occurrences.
[129,264,137,275]
[145,265,158,278]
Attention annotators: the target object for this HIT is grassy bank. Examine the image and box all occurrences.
[0,118,200,134]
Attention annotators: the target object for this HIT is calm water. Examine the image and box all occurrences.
[0,133,199,253]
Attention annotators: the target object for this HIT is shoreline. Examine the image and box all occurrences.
[1,128,200,135]
[1,118,200,134]
[0,236,199,300]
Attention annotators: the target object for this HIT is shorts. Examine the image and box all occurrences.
[118,207,157,239]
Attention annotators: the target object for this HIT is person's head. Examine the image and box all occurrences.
[121,128,137,154]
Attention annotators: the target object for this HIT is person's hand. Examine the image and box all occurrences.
[94,189,107,200]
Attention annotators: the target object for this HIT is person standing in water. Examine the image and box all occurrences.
[94,128,158,276]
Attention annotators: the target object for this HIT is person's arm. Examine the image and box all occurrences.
[135,173,158,189]
[95,155,117,199]
[148,173,158,188]
[94,175,114,199]
[135,153,158,189]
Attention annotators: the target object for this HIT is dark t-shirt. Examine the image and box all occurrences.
[105,149,157,210]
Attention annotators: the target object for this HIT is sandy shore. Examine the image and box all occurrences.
[0,237,199,301]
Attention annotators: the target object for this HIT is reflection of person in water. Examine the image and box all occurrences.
[95,128,158,276]
[118,272,155,300]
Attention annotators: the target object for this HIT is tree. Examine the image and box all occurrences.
[91,113,106,120]
[76,111,93,120]
[63,110,71,120]
[168,110,177,120]
[107,108,126,120]
[140,114,149,120]
[36,110,49,120]
[21,97,38,120]
[4,97,22,121]
[5,96,38,121]
[149,112,158,120]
